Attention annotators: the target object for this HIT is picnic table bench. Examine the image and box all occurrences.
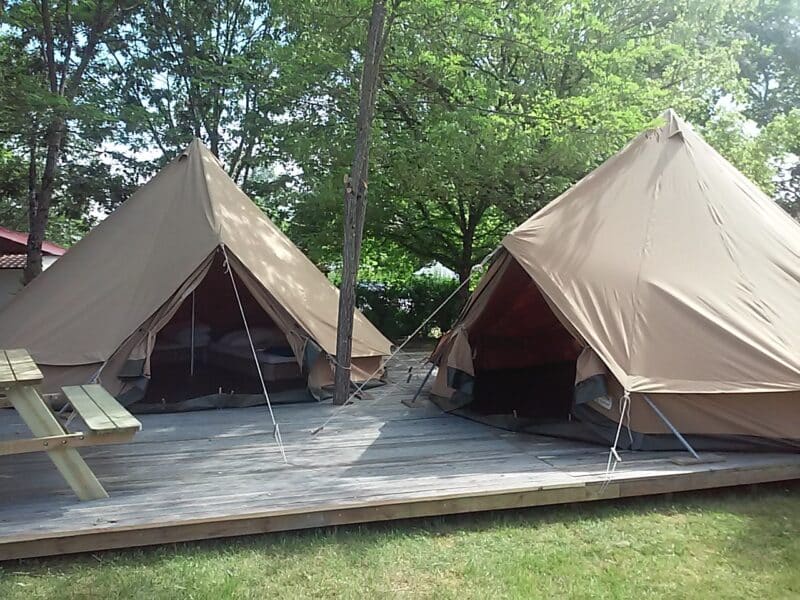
[0,349,141,501]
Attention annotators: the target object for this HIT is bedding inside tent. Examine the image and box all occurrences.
[135,255,310,412]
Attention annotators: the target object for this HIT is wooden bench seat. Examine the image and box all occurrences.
[1,349,143,500]
[62,384,141,435]
[1,385,141,458]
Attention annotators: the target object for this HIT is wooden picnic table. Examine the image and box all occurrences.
[0,349,110,500]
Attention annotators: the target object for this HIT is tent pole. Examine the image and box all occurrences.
[642,394,700,460]
[409,362,435,405]
[190,291,196,376]
[311,246,501,436]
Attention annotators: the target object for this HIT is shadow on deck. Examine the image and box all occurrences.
[2,352,799,560]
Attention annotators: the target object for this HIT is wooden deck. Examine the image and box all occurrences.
[2,353,800,560]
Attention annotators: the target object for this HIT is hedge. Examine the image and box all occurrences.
[354,276,463,343]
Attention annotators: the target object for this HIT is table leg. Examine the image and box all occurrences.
[7,385,108,501]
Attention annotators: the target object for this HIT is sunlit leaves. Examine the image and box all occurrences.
[283,0,751,280]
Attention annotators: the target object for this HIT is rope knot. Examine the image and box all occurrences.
[602,388,632,490]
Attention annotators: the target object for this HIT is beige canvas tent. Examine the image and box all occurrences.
[431,110,800,450]
[0,139,392,408]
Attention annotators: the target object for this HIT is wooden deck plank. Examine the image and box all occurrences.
[2,459,798,561]
[1,352,799,560]
[8,444,792,530]
[5,451,793,534]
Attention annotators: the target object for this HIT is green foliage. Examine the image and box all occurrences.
[42,211,95,248]
[0,0,143,251]
[105,0,288,179]
[328,240,461,341]
[324,239,462,342]
[701,107,800,216]
[731,0,800,215]
[0,0,798,285]
[0,148,28,229]
[353,275,461,342]
[280,0,757,279]
[736,0,800,127]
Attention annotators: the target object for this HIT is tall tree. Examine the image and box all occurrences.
[106,0,286,184]
[738,0,800,125]
[3,0,138,282]
[703,107,800,218]
[334,0,396,405]
[283,0,744,289]
[0,36,39,228]
[735,0,800,216]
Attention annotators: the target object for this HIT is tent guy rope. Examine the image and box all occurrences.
[189,290,196,376]
[601,390,631,493]
[311,246,500,436]
[221,245,287,463]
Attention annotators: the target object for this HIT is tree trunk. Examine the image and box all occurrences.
[23,0,117,283]
[455,225,475,306]
[24,118,64,284]
[456,264,472,306]
[333,0,391,405]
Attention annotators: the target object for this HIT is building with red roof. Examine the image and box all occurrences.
[0,226,66,308]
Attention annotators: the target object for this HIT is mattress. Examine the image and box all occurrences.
[150,341,208,366]
[207,343,301,381]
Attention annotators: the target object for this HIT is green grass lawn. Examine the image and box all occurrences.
[2,482,799,599]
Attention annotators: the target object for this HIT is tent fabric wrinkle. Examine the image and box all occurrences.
[0,138,391,397]
[432,109,800,448]
[501,108,800,394]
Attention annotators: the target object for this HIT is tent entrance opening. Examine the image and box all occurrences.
[467,258,582,424]
[141,256,306,409]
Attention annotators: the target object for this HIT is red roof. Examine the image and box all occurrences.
[0,226,65,256]
[0,254,27,269]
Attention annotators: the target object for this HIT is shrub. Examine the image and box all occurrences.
[354,276,463,343]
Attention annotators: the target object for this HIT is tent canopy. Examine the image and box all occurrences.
[0,139,391,393]
[502,109,800,395]
[432,109,800,449]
